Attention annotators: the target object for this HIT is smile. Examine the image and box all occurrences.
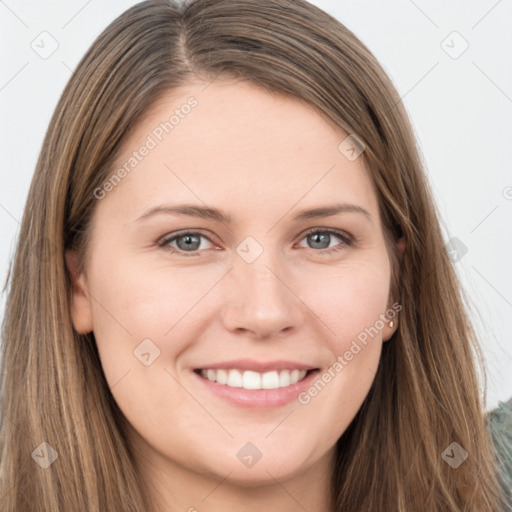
[197,368,309,390]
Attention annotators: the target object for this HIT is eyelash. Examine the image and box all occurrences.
[157,227,354,257]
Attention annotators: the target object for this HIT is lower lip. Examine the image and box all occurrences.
[192,369,320,409]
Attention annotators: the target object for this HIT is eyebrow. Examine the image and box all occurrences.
[136,202,372,224]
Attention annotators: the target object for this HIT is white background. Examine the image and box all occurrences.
[0,0,511,411]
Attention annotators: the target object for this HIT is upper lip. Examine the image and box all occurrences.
[195,359,318,373]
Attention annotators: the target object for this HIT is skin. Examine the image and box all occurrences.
[67,79,404,512]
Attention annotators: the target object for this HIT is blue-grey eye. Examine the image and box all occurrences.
[307,232,331,249]
[298,229,352,252]
[175,233,201,251]
[159,231,214,254]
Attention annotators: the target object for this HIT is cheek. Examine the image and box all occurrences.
[290,255,389,422]
[291,259,390,441]
[89,251,214,336]
[86,252,219,385]
[300,258,391,350]
[86,255,210,438]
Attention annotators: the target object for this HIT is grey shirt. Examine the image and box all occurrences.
[488,396,512,510]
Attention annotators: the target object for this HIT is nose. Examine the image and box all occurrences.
[220,253,304,340]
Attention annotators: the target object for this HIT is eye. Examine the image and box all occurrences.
[296,228,353,254]
[157,231,215,256]
[157,228,354,257]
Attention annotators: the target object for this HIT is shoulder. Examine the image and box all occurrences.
[487,397,512,492]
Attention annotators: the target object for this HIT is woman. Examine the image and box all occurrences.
[1,0,510,510]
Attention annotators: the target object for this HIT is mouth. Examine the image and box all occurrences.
[192,364,320,408]
[194,368,314,390]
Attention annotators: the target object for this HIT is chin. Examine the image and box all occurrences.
[205,458,307,488]
[194,442,317,487]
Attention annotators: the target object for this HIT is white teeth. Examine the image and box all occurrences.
[227,369,243,387]
[216,369,228,385]
[261,370,279,389]
[200,368,308,389]
[242,371,261,389]
[279,370,290,387]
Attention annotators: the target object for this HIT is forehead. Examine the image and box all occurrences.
[103,79,379,222]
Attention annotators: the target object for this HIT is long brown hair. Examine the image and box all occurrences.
[1,0,509,510]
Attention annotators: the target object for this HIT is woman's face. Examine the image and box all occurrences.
[68,79,400,488]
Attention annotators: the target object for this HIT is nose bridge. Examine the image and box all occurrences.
[236,242,289,307]
[221,237,302,337]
